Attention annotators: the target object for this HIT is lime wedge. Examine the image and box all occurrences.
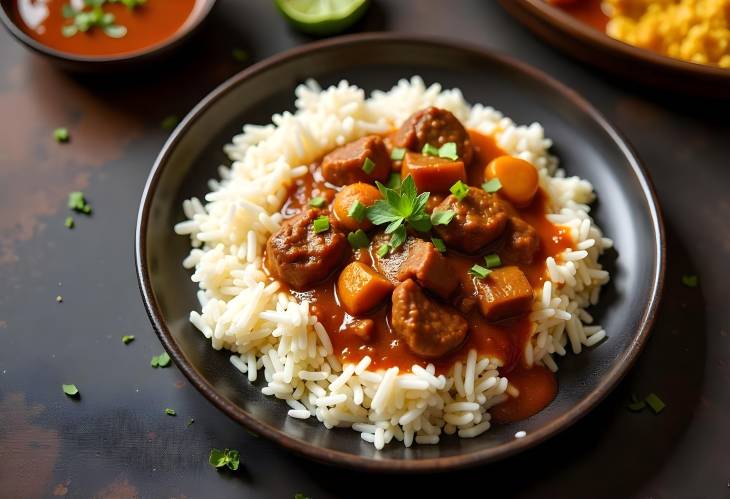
[274,0,370,36]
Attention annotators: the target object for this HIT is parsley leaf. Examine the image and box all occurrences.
[151,352,171,368]
[431,237,446,253]
[62,384,79,397]
[376,244,390,257]
[64,216,75,229]
[68,191,92,214]
[121,335,135,345]
[347,229,369,249]
[209,448,240,471]
[431,209,455,226]
[366,175,431,249]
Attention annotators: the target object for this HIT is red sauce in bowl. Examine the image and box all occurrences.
[9,0,201,57]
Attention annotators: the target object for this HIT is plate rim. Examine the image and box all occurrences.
[135,32,666,472]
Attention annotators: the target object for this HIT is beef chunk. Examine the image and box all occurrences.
[433,186,509,254]
[391,279,468,358]
[397,239,458,299]
[393,107,473,165]
[503,217,540,264]
[473,266,534,321]
[371,232,419,285]
[321,135,391,186]
[265,209,348,289]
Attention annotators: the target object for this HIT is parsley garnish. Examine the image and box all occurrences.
[482,178,502,193]
[431,237,446,253]
[64,216,75,229]
[681,274,698,287]
[209,448,240,471]
[437,142,458,160]
[161,115,179,131]
[449,180,469,201]
[484,254,501,268]
[385,173,401,190]
[421,143,439,156]
[62,384,79,397]
[390,147,406,160]
[164,408,176,416]
[122,335,135,345]
[308,196,326,208]
[68,191,92,214]
[61,0,143,39]
[366,175,430,250]
[376,244,390,257]
[347,229,369,249]
[347,200,366,222]
[362,157,375,175]
[312,216,330,234]
[151,352,171,368]
[470,264,491,279]
[54,127,70,143]
[430,209,454,226]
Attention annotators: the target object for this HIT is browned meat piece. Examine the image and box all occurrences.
[397,239,458,299]
[371,232,419,285]
[432,186,509,254]
[321,135,391,186]
[346,319,374,342]
[391,279,468,358]
[425,193,445,214]
[473,266,534,321]
[393,107,473,165]
[503,217,540,264]
[265,209,349,289]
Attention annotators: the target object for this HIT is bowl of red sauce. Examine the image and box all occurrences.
[0,0,216,70]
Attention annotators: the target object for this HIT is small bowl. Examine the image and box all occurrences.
[0,0,216,71]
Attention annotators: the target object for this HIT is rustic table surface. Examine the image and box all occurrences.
[1,1,728,498]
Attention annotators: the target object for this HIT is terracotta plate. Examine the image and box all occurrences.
[136,34,665,472]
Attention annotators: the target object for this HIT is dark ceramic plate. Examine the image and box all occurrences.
[498,0,730,99]
[136,34,665,472]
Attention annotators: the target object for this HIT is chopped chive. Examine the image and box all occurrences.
[431,237,446,253]
[312,215,330,234]
[421,143,439,156]
[376,244,390,258]
[347,229,370,249]
[482,178,502,193]
[385,172,402,190]
[470,264,491,279]
[62,384,79,397]
[121,335,135,345]
[348,200,367,222]
[681,274,698,287]
[449,180,469,201]
[68,191,91,213]
[308,196,326,208]
[437,142,458,160]
[390,147,406,160]
[161,115,179,131]
[187,417,195,427]
[645,393,666,414]
[164,408,176,416]
[54,127,70,143]
[484,254,502,268]
[430,209,455,226]
[232,48,248,63]
[64,216,75,229]
[362,157,375,175]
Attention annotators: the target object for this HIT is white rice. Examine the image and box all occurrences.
[175,77,611,449]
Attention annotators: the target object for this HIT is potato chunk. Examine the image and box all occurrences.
[337,262,394,316]
[474,266,534,321]
[401,152,466,193]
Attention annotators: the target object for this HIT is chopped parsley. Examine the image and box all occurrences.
[209,448,240,471]
[347,200,367,223]
[470,264,491,279]
[308,196,326,208]
[54,127,70,143]
[61,0,141,39]
[645,393,666,414]
[449,180,469,201]
[164,408,176,416]
[312,215,330,234]
[482,178,502,193]
[385,172,402,190]
[161,115,179,131]
[390,147,406,160]
[232,48,249,63]
[366,175,431,250]
[376,244,390,257]
[62,384,79,397]
[68,192,92,215]
[121,335,135,345]
[151,352,171,368]
[430,209,455,226]
[421,143,440,156]
[437,142,458,160]
[431,237,446,253]
[347,229,369,249]
[362,157,375,175]
[64,216,75,229]
[681,274,698,287]
[484,254,502,269]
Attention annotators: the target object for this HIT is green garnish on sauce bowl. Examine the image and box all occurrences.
[367,175,431,250]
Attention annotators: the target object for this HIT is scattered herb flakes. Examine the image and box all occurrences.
[421,143,439,156]
[308,196,326,208]
[449,180,469,201]
[431,237,446,253]
[482,178,502,193]
[209,448,240,471]
[312,215,330,234]
[151,352,171,368]
[68,191,92,215]
[164,408,177,416]
[437,142,458,160]
[645,393,666,414]
[385,172,401,190]
[361,157,375,175]
[121,335,135,345]
[484,254,502,269]
[347,200,366,222]
[64,216,75,229]
[161,115,179,131]
[681,274,698,287]
[232,47,249,63]
[390,147,406,161]
[56,295,63,303]
[470,264,491,279]
[187,417,195,427]
[347,229,369,249]
[430,209,454,226]
[376,244,390,258]
[54,127,70,143]
[62,384,79,397]
[367,176,431,250]
[61,0,140,39]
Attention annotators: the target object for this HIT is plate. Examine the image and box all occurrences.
[135,34,664,472]
[498,0,730,99]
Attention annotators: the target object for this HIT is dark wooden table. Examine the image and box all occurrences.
[1,1,728,498]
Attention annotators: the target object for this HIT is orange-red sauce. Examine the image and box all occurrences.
[276,130,567,422]
[491,364,558,423]
[10,0,200,57]
[554,0,609,31]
